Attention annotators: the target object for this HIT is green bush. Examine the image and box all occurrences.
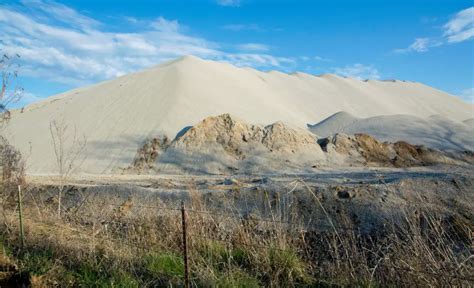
[198,240,229,269]
[198,240,251,270]
[19,249,55,276]
[215,269,261,288]
[145,252,184,279]
[268,247,312,285]
[74,263,139,288]
[230,247,250,268]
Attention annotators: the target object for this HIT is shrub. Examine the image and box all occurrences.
[215,269,260,288]
[145,252,184,279]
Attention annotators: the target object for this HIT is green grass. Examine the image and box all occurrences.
[74,264,139,288]
[18,249,55,276]
[198,240,251,271]
[0,238,11,258]
[215,269,261,288]
[145,251,184,279]
[268,247,313,285]
[13,247,141,287]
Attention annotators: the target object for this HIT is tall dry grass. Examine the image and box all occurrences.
[0,180,472,287]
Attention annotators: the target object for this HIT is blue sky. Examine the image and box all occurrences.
[1,0,473,108]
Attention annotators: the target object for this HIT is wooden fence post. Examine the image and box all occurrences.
[17,185,24,249]
[181,201,190,288]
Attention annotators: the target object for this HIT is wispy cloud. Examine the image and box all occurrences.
[221,23,263,32]
[299,56,330,62]
[237,43,269,52]
[216,0,241,7]
[332,64,380,80]
[0,0,296,86]
[394,38,442,53]
[220,54,296,68]
[20,0,99,29]
[314,56,330,62]
[443,7,474,43]
[395,7,473,53]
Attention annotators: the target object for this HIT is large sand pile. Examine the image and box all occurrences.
[3,55,473,174]
[309,112,474,151]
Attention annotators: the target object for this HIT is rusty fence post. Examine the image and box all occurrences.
[181,201,190,288]
[17,185,25,249]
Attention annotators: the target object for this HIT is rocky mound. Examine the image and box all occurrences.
[132,136,171,169]
[129,114,470,174]
[174,114,320,157]
[310,112,474,151]
[145,114,325,174]
[319,133,456,167]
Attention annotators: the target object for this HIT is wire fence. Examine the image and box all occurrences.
[1,184,473,286]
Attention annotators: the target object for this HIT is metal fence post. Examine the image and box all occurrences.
[17,185,25,249]
[181,201,190,288]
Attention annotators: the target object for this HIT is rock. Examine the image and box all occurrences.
[223,178,239,185]
[335,186,355,199]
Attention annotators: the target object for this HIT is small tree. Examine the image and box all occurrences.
[0,52,22,124]
[50,119,86,218]
[0,50,24,198]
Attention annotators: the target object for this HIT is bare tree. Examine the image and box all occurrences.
[0,50,24,198]
[50,119,86,218]
[0,52,22,124]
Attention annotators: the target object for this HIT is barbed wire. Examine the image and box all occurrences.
[106,203,181,212]
[1,200,388,232]
[2,194,472,284]
[190,233,301,254]
[2,209,472,284]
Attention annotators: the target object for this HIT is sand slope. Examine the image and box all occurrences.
[4,55,473,174]
[309,112,474,151]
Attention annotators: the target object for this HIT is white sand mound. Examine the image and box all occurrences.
[4,55,473,174]
[309,112,474,151]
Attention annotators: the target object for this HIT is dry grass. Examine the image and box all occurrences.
[0,179,472,287]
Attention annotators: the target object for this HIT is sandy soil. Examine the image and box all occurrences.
[22,164,473,232]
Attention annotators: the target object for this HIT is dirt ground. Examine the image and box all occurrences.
[21,164,474,232]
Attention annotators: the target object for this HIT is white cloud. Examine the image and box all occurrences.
[237,43,269,52]
[20,0,99,29]
[221,24,262,32]
[314,56,330,62]
[407,38,430,52]
[151,17,179,32]
[460,87,474,103]
[0,0,295,86]
[444,7,474,43]
[216,0,241,7]
[299,56,330,62]
[395,7,473,53]
[332,64,380,80]
[394,38,437,53]
[219,54,295,68]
